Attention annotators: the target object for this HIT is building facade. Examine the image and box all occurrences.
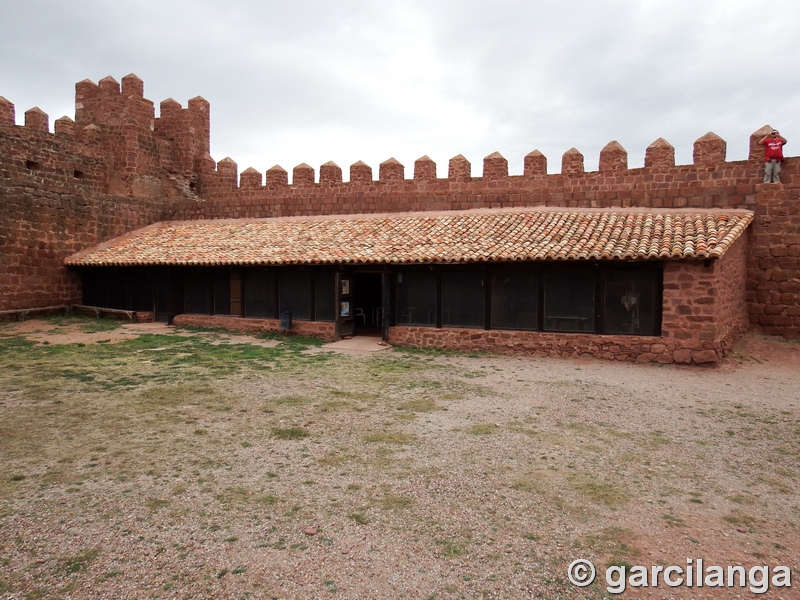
[1,75,797,364]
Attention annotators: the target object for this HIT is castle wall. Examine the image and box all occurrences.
[1,75,798,345]
[169,152,798,340]
[0,118,164,310]
[0,75,209,312]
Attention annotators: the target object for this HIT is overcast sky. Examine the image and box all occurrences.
[2,0,798,179]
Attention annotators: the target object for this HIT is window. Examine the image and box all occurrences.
[279,270,312,320]
[243,270,276,318]
[184,271,211,314]
[314,271,335,322]
[543,266,595,332]
[490,267,539,330]
[213,271,231,315]
[602,268,660,336]
[442,269,484,328]
[396,270,437,325]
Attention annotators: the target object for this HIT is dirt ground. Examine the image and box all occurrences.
[0,318,799,599]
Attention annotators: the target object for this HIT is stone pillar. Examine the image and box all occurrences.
[524,150,547,176]
[379,157,404,181]
[561,148,584,175]
[483,151,508,180]
[448,154,471,180]
[644,138,675,168]
[414,155,437,181]
[693,132,726,166]
[599,141,627,172]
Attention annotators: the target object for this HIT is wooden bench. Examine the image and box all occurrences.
[70,304,136,322]
[0,305,69,322]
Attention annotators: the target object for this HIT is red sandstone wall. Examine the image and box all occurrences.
[1,75,798,343]
[660,235,749,363]
[711,235,750,350]
[388,242,750,366]
[167,150,798,340]
[387,327,697,364]
[746,185,800,338]
[0,75,211,312]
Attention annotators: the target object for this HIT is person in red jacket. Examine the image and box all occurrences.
[759,129,788,183]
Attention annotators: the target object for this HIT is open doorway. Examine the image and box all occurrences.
[353,272,382,336]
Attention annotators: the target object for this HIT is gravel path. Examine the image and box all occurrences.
[0,320,798,599]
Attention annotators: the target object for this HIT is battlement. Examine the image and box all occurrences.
[0,74,209,199]
[0,74,781,198]
[199,127,776,193]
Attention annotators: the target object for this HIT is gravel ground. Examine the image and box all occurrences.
[0,319,799,599]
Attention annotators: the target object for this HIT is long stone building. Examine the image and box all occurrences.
[1,74,797,364]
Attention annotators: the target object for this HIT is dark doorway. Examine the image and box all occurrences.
[353,272,382,336]
[155,269,183,324]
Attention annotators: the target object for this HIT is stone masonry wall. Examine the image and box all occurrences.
[1,75,798,346]
[0,75,209,311]
[660,235,749,363]
[167,136,798,340]
[389,237,749,365]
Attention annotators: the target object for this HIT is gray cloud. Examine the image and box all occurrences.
[2,0,798,177]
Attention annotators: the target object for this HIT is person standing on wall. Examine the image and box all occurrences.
[759,129,788,183]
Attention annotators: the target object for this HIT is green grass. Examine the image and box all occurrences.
[58,548,100,574]
[271,427,310,440]
[362,431,416,444]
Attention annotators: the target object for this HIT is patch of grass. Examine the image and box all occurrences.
[58,548,100,574]
[466,423,499,435]
[723,511,757,528]
[510,472,552,495]
[398,398,440,413]
[376,494,414,511]
[438,539,465,558]
[348,512,369,525]
[727,493,755,505]
[362,431,416,445]
[317,452,355,467]
[570,474,627,507]
[662,512,686,528]
[272,427,310,440]
[145,498,170,511]
[583,527,641,567]
[272,394,314,407]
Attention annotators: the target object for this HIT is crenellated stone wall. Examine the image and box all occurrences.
[1,75,798,343]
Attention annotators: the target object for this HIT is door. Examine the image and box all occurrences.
[335,272,355,338]
[155,269,183,324]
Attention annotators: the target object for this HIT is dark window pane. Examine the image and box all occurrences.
[185,272,211,314]
[490,267,539,330]
[442,269,484,328]
[82,270,105,307]
[243,270,276,318]
[543,267,594,332]
[315,271,335,322]
[129,271,153,311]
[603,269,660,335]
[213,272,230,315]
[396,270,437,326]
[106,271,128,309]
[279,271,312,320]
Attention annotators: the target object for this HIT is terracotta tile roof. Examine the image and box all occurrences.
[65,208,754,267]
